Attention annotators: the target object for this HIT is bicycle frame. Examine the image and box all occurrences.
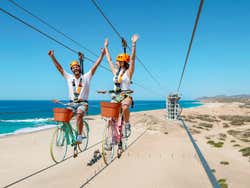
[59,122,77,145]
[109,112,124,144]
[58,117,89,144]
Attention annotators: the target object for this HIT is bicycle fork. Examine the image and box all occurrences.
[64,123,79,158]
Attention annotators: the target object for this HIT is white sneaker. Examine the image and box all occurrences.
[76,135,82,144]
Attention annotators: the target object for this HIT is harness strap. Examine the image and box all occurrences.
[121,37,127,54]
[78,52,84,75]
[72,77,84,102]
[69,100,88,104]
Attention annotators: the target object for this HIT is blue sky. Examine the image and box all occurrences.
[0,0,249,100]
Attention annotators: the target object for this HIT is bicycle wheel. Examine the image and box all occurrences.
[50,126,68,163]
[102,120,115,165]
[78,120,89,152]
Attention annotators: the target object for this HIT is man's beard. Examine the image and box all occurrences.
[73,70,81,76]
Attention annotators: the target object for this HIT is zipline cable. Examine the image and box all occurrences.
[0,7,111,72]
[0,6,164,97]
[90,0,162,87]
[90,0,123,39]
[7,0,99,58]
[177,0,204,93]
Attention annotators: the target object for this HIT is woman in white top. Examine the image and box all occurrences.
[104,34,139,137]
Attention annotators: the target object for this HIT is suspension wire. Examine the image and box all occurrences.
[90,0,123,39]
[90,0,162,87]
[0,6,163,98]
[177,0,204,93]
[133,82,166,98]
[7,0,99,58]
[0,7,77,53]
[0,7,111,71]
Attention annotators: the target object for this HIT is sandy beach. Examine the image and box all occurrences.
[0,102,249,188]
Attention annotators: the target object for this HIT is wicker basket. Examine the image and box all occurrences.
[53,108,73,122]
[100,102,121,118]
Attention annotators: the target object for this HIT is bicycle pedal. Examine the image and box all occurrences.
[94,154,101,161]
[97,154,102,160]
[87,159,95,166]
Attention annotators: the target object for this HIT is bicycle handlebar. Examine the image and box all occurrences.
[52,100,88,107]
[96,90,134,95]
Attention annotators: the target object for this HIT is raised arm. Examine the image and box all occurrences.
[48,50,64,76]
[104,39,116,75]
[90,48,105,76]
[128,34,139,80]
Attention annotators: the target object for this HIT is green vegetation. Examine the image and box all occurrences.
[233,144,240,147]
[220,161,229,165]
[207,140,214,145]
[230,119,244,126]
[190,128,201,134]
[230,140,236,143]
[228,129,250,142]
[219,133,227,140]
[218,178,228,188]
[240,138,250,142]
[207,140,224,148]
[214,142,224,147]
[219,115,250,126]
[219,138,225,141]
[185,119,196,123]
[227,130,238,135]
[223,123,230,128]
[239,147,250,157]
[239,102,250,108]
[211,169,216,173]
[195,114,218,122]
[199,122,213,128]
[183,115,198,123]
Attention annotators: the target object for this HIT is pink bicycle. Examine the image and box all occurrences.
[98,90,133,165]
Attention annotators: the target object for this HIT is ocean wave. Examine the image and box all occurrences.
[0,124,57,137]
[14,124,57,133]
[0,118,53,123]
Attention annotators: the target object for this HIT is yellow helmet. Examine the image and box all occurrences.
[116,53,130,63]
[70,60,80,68]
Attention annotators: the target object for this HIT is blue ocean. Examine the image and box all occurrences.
[0,100,202,136]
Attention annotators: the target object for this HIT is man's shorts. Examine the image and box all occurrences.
[67,102,88,114]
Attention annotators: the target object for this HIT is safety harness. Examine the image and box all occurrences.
[72,78,83,102]
[71,52,85,103]
[112,38,134,108]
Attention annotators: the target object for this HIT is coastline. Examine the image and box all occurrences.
[0,110,164,139]
[0,100,203,137]
[0,102,249,187]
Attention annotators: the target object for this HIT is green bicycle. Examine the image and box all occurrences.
[50,101,89,163]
